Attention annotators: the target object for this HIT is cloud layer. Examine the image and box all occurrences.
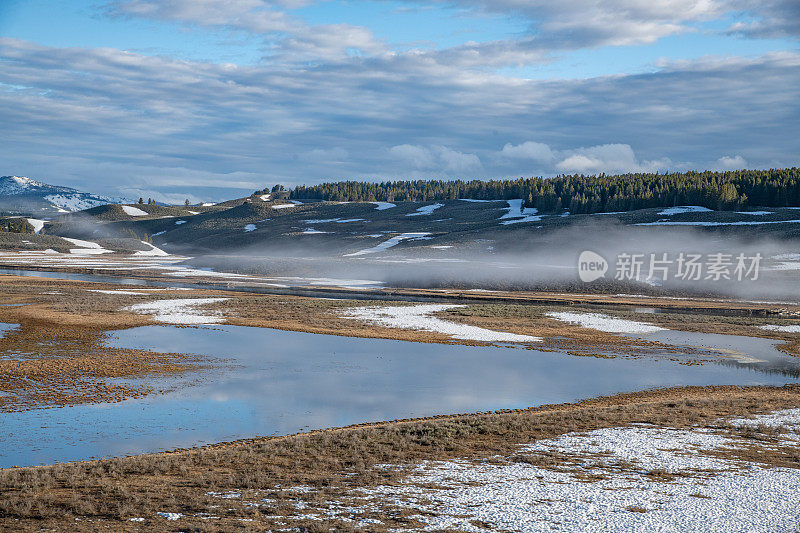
[1,0,798,200]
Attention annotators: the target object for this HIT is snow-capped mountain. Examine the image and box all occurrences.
[0,176,114,216]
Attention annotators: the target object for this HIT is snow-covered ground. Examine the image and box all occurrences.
[759,324,800,333]
[406,203,444,216]
[244,224,256,232]
[62,237,112,255]
[546,311,664,334]
[657,206,713,216]
[342,416,800,532]
[344,232,431,256]
[340,304,541,342]
[87,289,149,296]
[133,241,169,257]
[121,205,148,216]
[500,199,542,225]
[26,218,45,233]
[272,203,296,209]
[126,298,229,325]
[301,228,330,234]
[371,202,396,210]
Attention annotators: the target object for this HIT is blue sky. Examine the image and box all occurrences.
[0,0,798,202]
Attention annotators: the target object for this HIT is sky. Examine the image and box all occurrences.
[0,0,798,203]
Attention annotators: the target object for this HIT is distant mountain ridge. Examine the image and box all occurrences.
[0,175,115,216]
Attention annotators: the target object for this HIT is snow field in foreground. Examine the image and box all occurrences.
[348,419,800,532]
[125,298,229,325]
[546,311,664,334]
[340,304,541,342]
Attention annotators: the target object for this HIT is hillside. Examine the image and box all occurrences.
[0,175,113,216]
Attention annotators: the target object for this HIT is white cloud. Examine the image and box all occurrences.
[390,145,482,174]
[555,144,670,174]
[501,141,555,162]
[715,154,748,170]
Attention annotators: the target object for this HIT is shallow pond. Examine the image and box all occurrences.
[1,324,799,468]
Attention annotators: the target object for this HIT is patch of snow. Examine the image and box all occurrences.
[244,224,257,232]
[26,218,45,234]
[759,325,800,333]
[156,512,183,521]
[459,198,503,202]
[126,298,229,325]
[62,237,112,255]
[736,211,772,215]
[62,237,103,249]
[259,194,271,201]
[202,202,216,206]
[657,206,713,216]
[358,423,800,532]
[129,517,145,522]
[406,203,444,216]
[302,228,330,234]
[289,200,303,204]
[430,245,452,249]
[152,231,166,236]
[371,202,396,210]
[133,241,169,257]
[121,205,148,216]
[175,220,186,225]
[87,289,148,296]
[305,218,341,223]
[546,311,664,334]
[728,409,800,433]
[344,232,431,256]
[272,204,295,209]
[500,199,542,224]
[187,210,199,215]
[341,304,541,343]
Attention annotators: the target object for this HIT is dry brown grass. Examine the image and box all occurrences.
[1,385,799,531]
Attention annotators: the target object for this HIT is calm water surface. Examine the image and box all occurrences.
[1,324,799,467]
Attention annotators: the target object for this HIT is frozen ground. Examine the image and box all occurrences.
[340,304,541,342]
[546,311,664,334]
[126,298,229,325]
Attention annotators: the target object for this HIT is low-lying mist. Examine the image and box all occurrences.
[187,223,800,302]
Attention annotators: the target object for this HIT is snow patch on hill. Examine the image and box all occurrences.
[122,205,148,216]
